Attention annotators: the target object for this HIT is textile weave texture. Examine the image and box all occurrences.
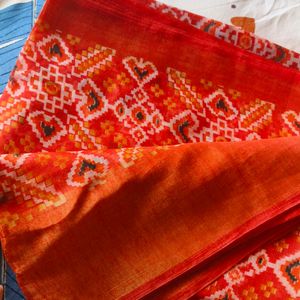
[0,0,299,299]
[0,2,45,299]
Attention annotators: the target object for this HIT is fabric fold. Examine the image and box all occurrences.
[0,0,300,299]
[1,138,300,298]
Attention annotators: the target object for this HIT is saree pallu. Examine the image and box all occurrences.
[0,0,300,299]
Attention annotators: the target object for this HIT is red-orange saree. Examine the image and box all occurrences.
[0,0,299,299]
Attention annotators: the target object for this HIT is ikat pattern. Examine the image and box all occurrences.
[195,229,300,299]
[148,0,300,71]
[0,23,299,231]
[0,16,300,299]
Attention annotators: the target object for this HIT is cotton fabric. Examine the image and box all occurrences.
[0,0,299,299]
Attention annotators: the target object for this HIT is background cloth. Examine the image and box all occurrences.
[0,0,44,94]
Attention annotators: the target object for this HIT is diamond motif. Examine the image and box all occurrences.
[249,250,270,274]
[198,119,238,142]
[130,127,148,145]
[129,104,149,126]
[37,34,73,66]
[0,153,30,169]
[204,89,238,121]
[113,98,129,121]
[28,64,74,113]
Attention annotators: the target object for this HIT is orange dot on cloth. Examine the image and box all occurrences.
[231,16,255,33]
[44,81,60,96]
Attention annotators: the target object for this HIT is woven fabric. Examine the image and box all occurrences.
[0,0,299,299]
[195,228,300,299]
[148,0,300,72]
[148,2,300,298]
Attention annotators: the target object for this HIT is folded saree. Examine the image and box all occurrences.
[0,0,300,299]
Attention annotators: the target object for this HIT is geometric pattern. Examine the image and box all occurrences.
[169,110,201,143]
[117,147,144,168]
[0,152,67,226]
[2,30,288,159]
[199,119,238,142]
[28,64,74,114]
[167,68,205,117]
[204,89,238,121]
[27,111,67,148]
[1,28,299,228]
[196,230,300,299]
[0,11,299,299]
[66,153,109,187]
[0,96,30,131]
[239,99,275,132]
[148,0,300,72]
[130,127,148,145]
[67,115,102,150]
[37,34,73,66]
[75,78,108,121]
[123,56,158,86]
[274,252,300,297]
[282,110,300,135]
[73,44,115,77]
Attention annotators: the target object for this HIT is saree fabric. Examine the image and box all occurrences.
[0,0,300,298]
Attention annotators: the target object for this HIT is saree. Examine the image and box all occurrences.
[0,0,299,298]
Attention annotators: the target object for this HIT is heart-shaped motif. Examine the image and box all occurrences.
[123,56,158,86]
[170,111,200,143]
[67,154,109,187]
[27,111,67,148]
[37,34,73,66]
[76,79,108,121]
[231,17,255,33]
[204,90,238,121]
[282,110,300,135]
